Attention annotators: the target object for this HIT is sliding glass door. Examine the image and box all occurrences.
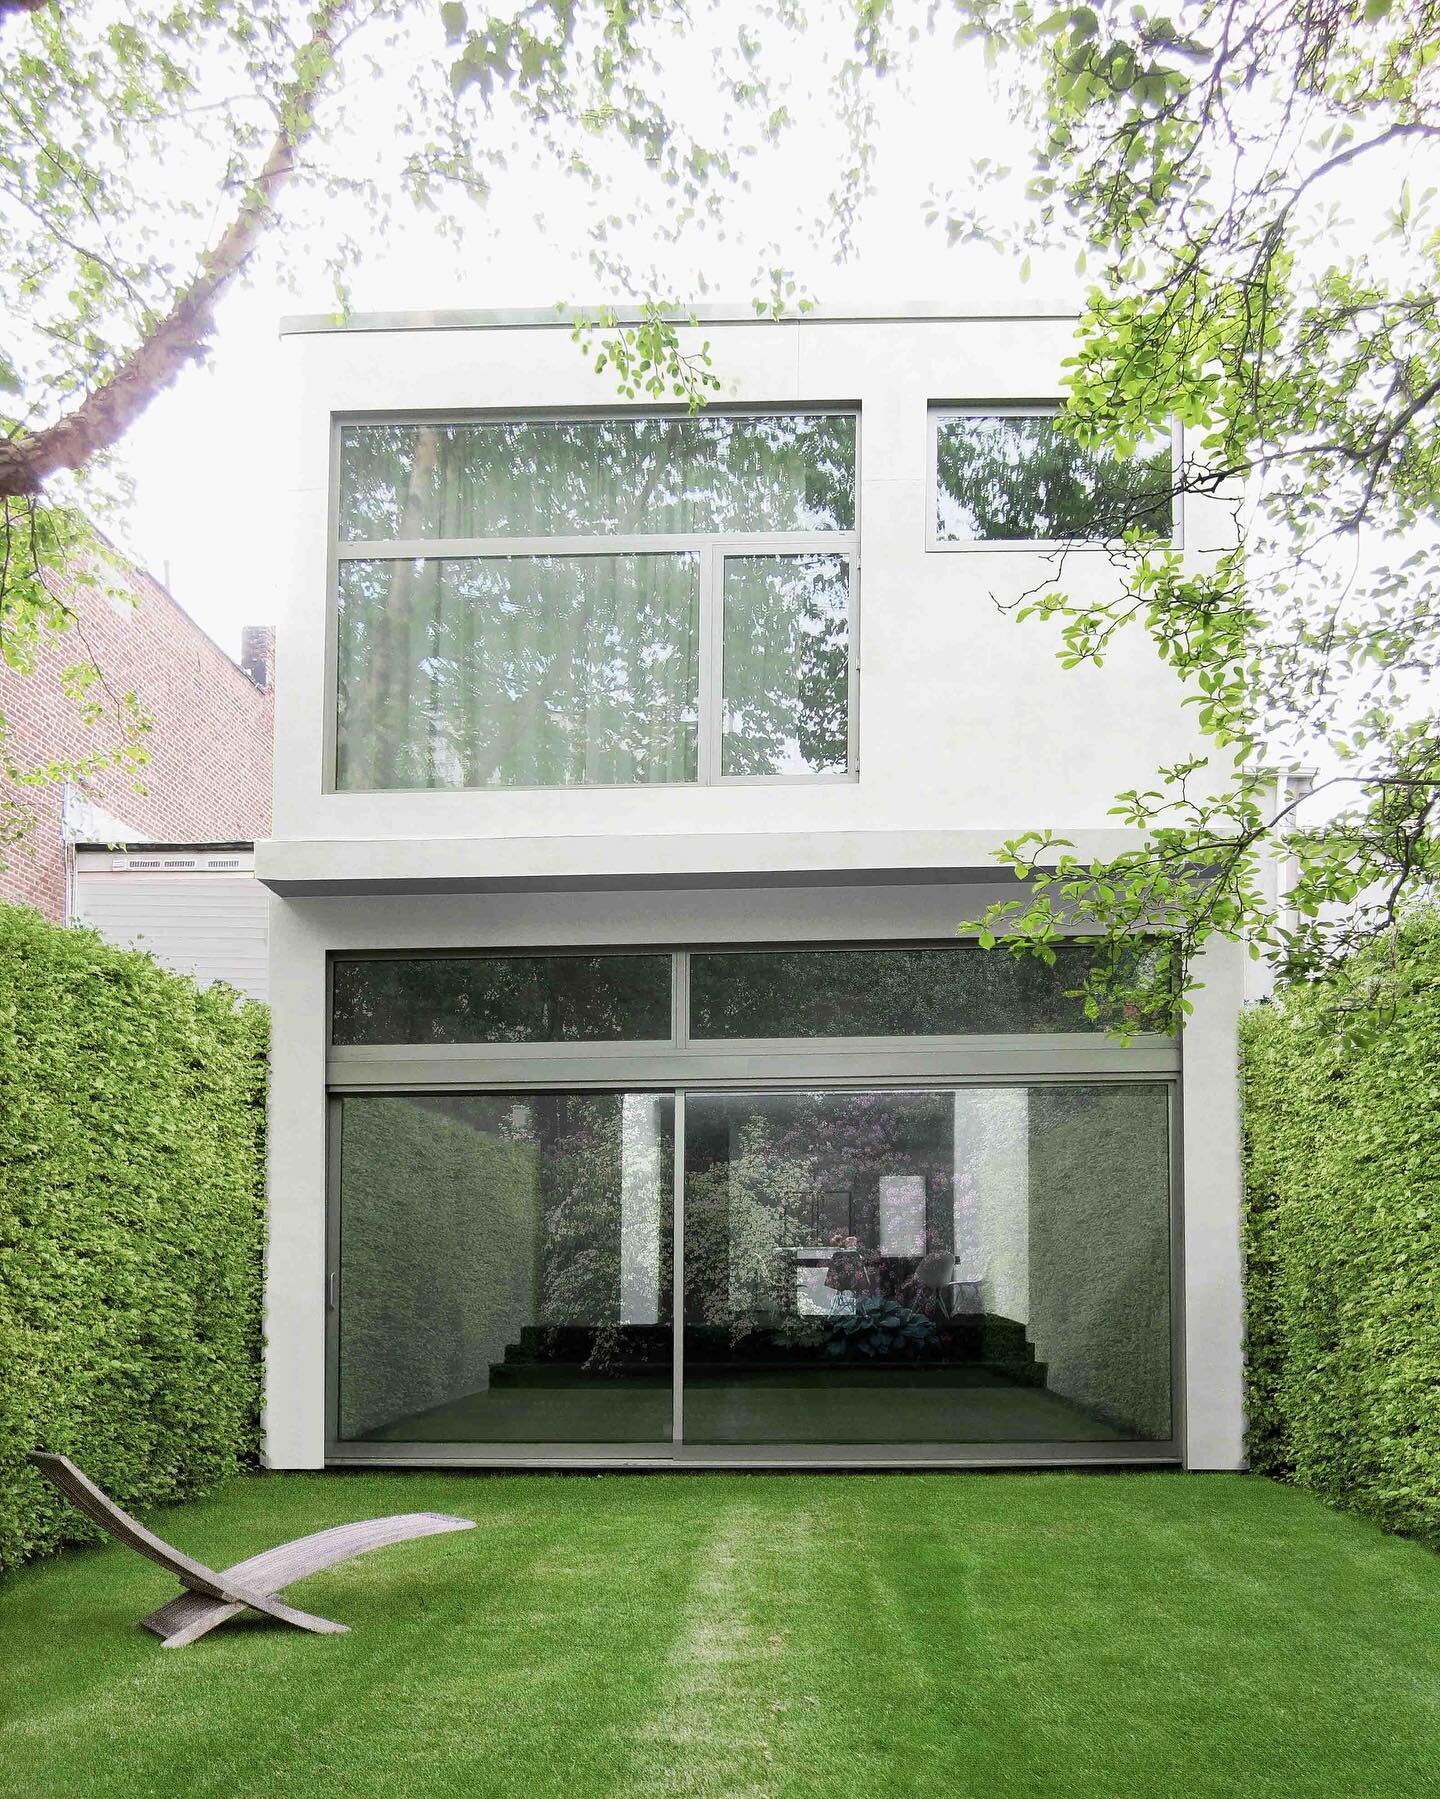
[332,1079,1173,1454]
[335,1091,674,1445]
[326,930,1178,1458]
[680,1085,1172,1446]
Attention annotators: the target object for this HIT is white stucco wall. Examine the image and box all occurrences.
[262,308,1231,883]
[1179,939,1247,1469]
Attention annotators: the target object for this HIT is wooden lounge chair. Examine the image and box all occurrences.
[30,1451,474,1648]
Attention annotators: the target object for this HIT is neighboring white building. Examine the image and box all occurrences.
[72,842,269,1002]
[259,304,1245,1473]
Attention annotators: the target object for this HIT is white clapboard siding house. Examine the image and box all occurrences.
[73,842,269,1002]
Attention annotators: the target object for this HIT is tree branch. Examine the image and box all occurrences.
[0,2,346,498]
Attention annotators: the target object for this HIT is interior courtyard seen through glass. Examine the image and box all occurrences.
[331,947,1176,1455]
[333,412,857,791]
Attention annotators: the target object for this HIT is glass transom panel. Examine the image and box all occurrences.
[331,953,674,1045]
[338,414,857,541]
[688,944,1116,1037]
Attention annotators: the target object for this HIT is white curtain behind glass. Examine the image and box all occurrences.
[337,554,699,790]
[338,416,856,540]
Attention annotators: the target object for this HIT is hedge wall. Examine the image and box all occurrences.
[0,904,267,1574]
[1242,912,1440,1548]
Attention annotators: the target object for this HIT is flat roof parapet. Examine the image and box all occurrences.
[279,299,1079,337]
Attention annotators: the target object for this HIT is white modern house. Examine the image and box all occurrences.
[258,304,1245,1472]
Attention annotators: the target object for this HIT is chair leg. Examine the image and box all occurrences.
[143,1596,248,1649]
[141,1589,348,1648]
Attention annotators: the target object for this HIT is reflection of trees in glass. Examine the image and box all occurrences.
[684,1118,822,1347]
[337,1096,539,1438]
[335,413,857,792]
[689,944,1116,1038]
[330,953,671,1046]
[527,1093,673,1376]
[336,553,699,790]
[936,415,1172,541]
[683,1092,957,1346]
[338,414,857,541]
[721,555,849,775]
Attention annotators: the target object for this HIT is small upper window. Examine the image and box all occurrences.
[930,409,1174,548]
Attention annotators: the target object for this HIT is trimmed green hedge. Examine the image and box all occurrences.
[0,904,267,1574]
[1242,912,1440,1548]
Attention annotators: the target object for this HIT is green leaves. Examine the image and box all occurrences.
[1243,912,1440,1546]
[569,301,720,408]
[949,0,1440,1015]
[0,906,268,1574]
[825,1297,939,1362]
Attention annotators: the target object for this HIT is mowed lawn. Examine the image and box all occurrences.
[3,1473,1439,1798]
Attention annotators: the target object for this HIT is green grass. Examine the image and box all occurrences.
[3,1473,1439,1797]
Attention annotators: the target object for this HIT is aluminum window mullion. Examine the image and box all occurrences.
[846,547,859,777]
[323,418,344,792]
[672,1088,685,1448]
[695,544,723,785]
[326,1045,1181,1091]
[673,949,691,1048]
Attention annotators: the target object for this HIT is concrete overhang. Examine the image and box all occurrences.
[254,829,1145,899]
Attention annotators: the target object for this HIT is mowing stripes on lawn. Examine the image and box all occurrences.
[2,1473,1438,1799]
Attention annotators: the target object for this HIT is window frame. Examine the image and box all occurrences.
[323,1074,1183,1468]
[323,407,861,795]
[924,403,1182,554]
[325,941,1180,1091]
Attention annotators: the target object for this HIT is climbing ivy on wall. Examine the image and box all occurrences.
[1243,913,1440,1547]
[0,905,267,1574]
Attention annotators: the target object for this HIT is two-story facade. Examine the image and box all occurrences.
[259,304,1245,1473]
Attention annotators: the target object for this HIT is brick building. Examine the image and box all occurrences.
[0,544,274,922]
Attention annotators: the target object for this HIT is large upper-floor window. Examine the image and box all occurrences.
[333,413,857,791]
[928,406,1174,549]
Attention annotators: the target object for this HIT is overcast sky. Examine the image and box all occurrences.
[112,22,1070,658]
